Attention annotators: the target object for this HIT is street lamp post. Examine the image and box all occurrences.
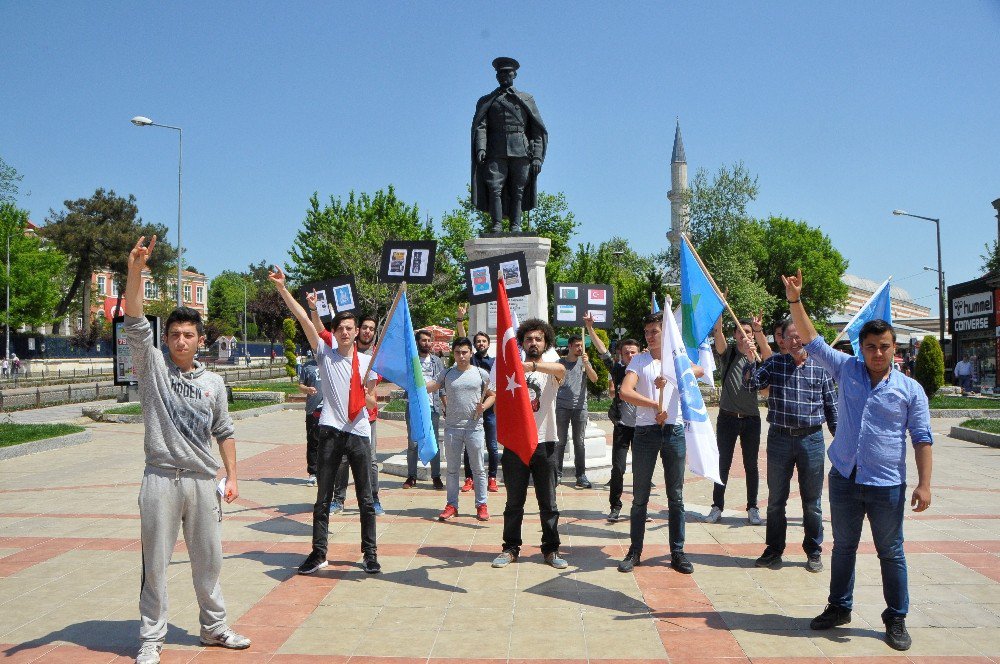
[5,229,9,364]
[893,209,945,342]
[242,280,248,360]
[131,116,183,308]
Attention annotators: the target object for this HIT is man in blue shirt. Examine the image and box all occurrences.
[782,269,932,652]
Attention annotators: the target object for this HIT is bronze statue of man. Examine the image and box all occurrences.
[471,57,548,233]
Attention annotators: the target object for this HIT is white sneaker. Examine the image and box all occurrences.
[747,507,763,525]
[704,506,722,523]
[135,641,162,664]
[306,475,317,487]
[200,627,251,649]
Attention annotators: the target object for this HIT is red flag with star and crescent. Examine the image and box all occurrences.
[493,272,538,465]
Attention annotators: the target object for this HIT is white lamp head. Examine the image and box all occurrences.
[891,209,907,216]
[131,116,153,127]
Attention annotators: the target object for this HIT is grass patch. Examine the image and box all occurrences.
[930,395,1000,409]
[960,418,1000,435]
[230,381,301,395]
[384,399,407,413]
[104,399,273,415]
[0,423,85,448]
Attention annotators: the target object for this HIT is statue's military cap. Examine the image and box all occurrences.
[491,57,520,72]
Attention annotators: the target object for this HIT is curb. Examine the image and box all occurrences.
[931,409,1000,418]
[379,411,406,421]
[0,430,92,461]
[949,425,1000,448]
[84,401,286,423]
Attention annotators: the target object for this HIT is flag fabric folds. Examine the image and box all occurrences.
[661,297,722,485]
[372,291,438,464]
[845,277,893,357]
[650,294,661,314]
[679,240,726,364]
[493,275,538,466]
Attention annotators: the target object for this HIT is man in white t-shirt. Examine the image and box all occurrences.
[617,311,703,575]
[492,318,569,570]
[270,268,381,576]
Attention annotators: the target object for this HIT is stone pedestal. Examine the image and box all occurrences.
[463,235,551,343]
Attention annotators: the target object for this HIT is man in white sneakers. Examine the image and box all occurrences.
[124,237,250,664]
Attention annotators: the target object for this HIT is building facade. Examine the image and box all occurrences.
[947,273,998,393]
[90,268,208,326]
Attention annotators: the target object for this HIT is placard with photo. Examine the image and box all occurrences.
[553,282,614,328]
[298,275,359,321]
[379,240,437,283]
[464,251,531,305]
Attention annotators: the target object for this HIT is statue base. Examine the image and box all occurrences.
[463,235,551,344]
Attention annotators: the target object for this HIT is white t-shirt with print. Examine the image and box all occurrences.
[626,352,682,427]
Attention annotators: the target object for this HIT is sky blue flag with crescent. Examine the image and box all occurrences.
[372,291,438,463]
[845,277,893,357]
[679,241,726,364]
[650,294,661,314]
[662,296,722,484]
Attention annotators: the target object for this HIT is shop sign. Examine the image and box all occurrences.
[953,316,991,333]
[952,291,993,320]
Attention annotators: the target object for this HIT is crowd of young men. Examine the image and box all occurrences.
[126,235,934,660]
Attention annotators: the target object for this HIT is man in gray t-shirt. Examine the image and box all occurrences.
[706,315,771,526]
[555,334,598,488]
[425,338,495,521]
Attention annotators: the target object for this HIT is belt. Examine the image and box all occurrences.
[504,126,525,132]
[720,408,759,420]
[770,424,822,437]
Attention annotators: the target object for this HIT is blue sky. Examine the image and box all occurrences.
[3,1,999,311]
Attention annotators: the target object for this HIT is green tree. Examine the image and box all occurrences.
[287,187,460,328]
[282,318,297,378]
[913,335,945,397]
[756,216,849,325]
[0,156,24,203]
[0,203,68,330]
[208,271,256,333]
[40,188,171,335]
[980,238,1000,275]
[247,287,287,354]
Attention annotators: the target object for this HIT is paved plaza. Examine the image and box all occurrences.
[0,406,998,663]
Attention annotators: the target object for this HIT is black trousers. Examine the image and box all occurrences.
[311,425,376,558]
[305,411,321,476]
[712,412,761,510]
[500,442,560,557]
[608,422,636,510]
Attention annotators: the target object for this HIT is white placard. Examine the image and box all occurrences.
[487,296,530,329]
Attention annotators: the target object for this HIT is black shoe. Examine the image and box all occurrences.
[884,616,911,651]
[670,551,694,574]
[809,604,851,630]
[607,507,621,522]
[755,549,782,570]
[617,549,641,573]
[297,552,328,575]
[362,554,381,574]
[432,476,444,490]
[806,553,823,573]
[575,476,593,490]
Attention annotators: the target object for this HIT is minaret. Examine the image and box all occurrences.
[666,119,689,259]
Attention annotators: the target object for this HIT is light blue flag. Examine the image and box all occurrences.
[845,277,893,357]
[679,241,726,364]
[651,294,661,314]
[372,291,438,464]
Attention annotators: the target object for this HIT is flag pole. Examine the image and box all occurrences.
[830,276,893,346]
[681,233,760,362]
[362,281,406,385]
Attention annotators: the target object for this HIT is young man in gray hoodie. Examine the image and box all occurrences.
[124,237,250,664]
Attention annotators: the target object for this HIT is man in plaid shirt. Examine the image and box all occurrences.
[744,318,837,573]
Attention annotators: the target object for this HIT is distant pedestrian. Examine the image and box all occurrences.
[1,358,7,378]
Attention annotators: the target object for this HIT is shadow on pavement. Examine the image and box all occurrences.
[1,620,196,658]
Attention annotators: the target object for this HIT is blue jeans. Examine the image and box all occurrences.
[463,410,498,479]
[405,408,441,479]
[764,427,825,556]
[630,424,686,554]
[828,467,908,619]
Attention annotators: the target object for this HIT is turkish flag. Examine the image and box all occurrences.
[493,272,538,465]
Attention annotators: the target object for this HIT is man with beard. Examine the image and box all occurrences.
[744,318,838,574]
[492,318,568,569]
[455,304,500,492]
[327,314,384,515]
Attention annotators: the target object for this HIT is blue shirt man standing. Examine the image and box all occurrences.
[782,268,932,652]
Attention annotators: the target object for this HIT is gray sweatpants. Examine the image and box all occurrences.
[139,466,227,643]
